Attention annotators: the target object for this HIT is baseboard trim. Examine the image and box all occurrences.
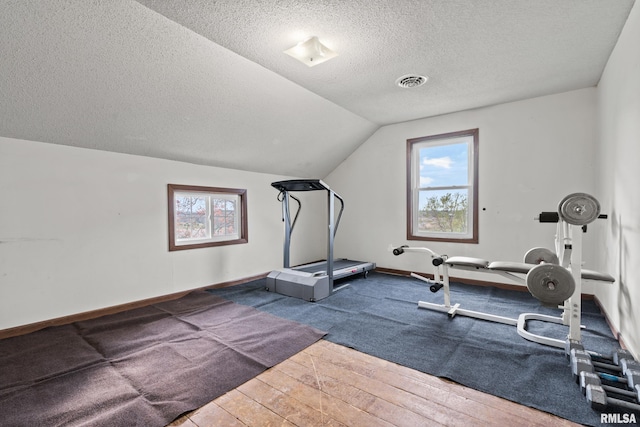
[0,273,268,340]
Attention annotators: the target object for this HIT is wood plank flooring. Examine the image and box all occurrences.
[168,340,580,427]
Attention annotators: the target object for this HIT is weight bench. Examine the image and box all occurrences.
[394,192,615,349]
[445,256,614,283]
[405,250,614,349]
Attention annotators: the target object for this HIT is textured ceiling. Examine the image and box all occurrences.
[0,0,635,178]
[138,0,636,125]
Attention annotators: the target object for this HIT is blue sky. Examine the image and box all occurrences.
[419,141,469,188]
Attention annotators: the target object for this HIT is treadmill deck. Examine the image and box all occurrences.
[266,259,376,301]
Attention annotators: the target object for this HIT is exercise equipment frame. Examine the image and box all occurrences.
[267,179,375,302]
[392,211,613,349]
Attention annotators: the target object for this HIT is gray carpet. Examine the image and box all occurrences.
[208,271,636,427]
[0,291,326,426]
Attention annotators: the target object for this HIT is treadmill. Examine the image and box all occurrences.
[266,179,375,301]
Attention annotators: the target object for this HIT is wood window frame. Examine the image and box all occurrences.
[406,128,479,243]
[168,184,248,251]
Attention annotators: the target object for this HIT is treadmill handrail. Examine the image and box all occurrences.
[272,178,346,282]
[278,191,301,234]
[333,192,344,238]
[290,194,301,232]
[272,179,345,237]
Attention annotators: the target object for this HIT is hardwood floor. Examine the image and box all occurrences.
[168,340,580,427]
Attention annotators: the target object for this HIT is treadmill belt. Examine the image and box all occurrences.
[295,259,365,274]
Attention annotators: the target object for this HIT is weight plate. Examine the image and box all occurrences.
[558,193,601,225]
[524,247,559,265]
[526,264,575,305]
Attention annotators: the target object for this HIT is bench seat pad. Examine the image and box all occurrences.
[488,261,533,274]
[581,269,615,282]
[445,257,490,269]
[488,262,614,282]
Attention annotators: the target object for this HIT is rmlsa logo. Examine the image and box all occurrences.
[601,413,637,424]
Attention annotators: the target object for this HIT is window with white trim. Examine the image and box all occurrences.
[407,129,478,243]
[168,184,248,251]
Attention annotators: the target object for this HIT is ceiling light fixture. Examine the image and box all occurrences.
[284,36,337,67]
[396,74,428,88]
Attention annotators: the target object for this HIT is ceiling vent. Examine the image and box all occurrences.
[396,74,428,88]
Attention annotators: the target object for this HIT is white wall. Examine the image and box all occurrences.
[327,88,604,289]
[595,0,640,357]
[0,137,324,330]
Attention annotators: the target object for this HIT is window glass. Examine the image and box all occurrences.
[175,194,209,240]
[212,197,238,237]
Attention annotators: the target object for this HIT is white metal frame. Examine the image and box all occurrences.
[396,219,588,349]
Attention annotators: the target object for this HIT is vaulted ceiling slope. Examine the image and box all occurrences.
[0,1,634,178]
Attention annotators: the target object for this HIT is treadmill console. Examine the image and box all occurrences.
[271,179,328,192]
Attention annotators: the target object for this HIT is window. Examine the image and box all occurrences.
[168,184,248,251]
[407,128,478,243]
